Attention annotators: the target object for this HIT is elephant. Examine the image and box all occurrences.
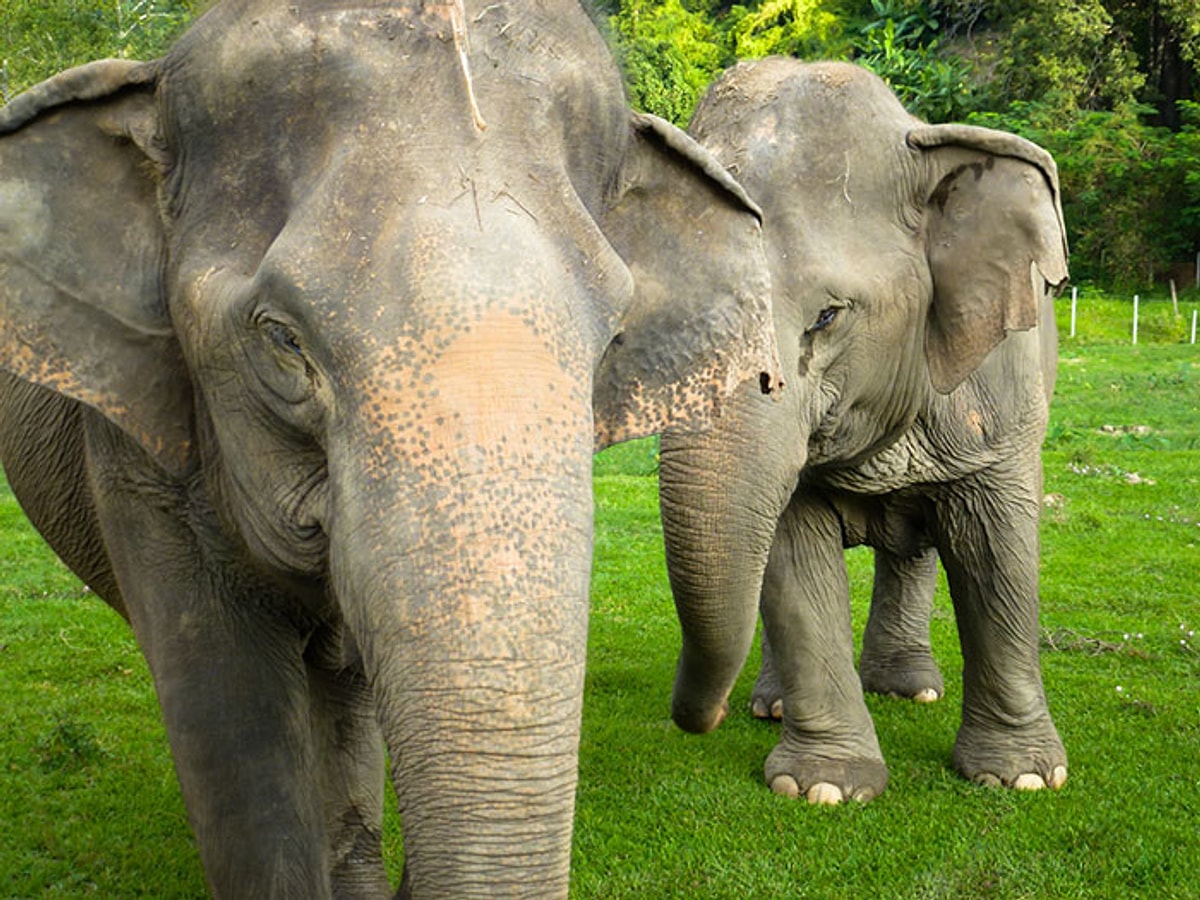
[0,2,781,896]
[657,58,1069,805]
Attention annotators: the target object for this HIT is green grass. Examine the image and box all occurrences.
[3,293,1199,897]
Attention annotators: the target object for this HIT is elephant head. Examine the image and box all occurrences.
[660,59,1067,743]
[0,3,779,896]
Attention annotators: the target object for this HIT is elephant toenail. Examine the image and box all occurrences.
[805,782,844,805]
[1013,773,1047,791]
[770,775,801,798]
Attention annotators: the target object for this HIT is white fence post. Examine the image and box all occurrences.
[1070,286,1078,338]
[1192,309,1197,345]
[1132,295,1139,345]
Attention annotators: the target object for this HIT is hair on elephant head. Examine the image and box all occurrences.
[0,3,781,897]
[659,58,1068,806]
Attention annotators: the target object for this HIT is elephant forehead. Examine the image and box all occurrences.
[164,10,448,171]
[159,1,630,265]
[698,61,916,198]
[165,1,623,144]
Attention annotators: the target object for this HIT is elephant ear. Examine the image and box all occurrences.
[0,60,193,476]
[593,113,781,450]
[910,124,1069,394]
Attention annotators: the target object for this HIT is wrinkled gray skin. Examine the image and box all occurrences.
[751,544,948,717]
[0,2,780,896]
[659,59,1069,804]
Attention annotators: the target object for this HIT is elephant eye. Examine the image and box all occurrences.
[807,306,840,334]
[253,310,316,377]
[250,312,319,408]
[263,319,304,357]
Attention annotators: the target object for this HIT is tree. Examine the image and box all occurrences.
[609,0,728,123]
[1109,0,1200,129]
[723,0,852,59]
[978,0,1144,115]
[854,0,973,121]
[928,0,995,41]
[608,0,975,123]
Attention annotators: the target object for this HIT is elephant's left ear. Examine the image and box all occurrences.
[912,124,1069,393]
[593,113,782,450]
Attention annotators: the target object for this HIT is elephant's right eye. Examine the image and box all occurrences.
[252,311,308,364]
[263,320,304,357]
[250,312,318,407]
[807,306,840,334]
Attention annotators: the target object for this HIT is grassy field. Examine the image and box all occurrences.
[2,293,1198,897]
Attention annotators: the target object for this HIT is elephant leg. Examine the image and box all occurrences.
[305,630,391,899]
[760,491,887,804]
[933,468,1067,791]
[859,546,944,702]
[85,418,332,897]
[749,628,784,720]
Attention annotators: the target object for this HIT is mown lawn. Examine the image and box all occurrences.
[2,294,1198,897]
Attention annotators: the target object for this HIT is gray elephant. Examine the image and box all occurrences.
[0,2,781,896]
[658,58,1068,805]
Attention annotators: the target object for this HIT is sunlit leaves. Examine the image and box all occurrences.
[0,0,198,101]
[610,0,727,124]
[724,0,850,59]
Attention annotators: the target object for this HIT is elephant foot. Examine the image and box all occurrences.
[671,695,730,735]
[952,717,1067,792]
[750,667,784,720]
[858,649,944,703]
[764,739,888,805]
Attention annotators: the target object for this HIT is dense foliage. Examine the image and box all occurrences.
[4,0,1200,288]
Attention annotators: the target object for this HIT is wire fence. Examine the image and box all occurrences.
[1065,285,1200,345]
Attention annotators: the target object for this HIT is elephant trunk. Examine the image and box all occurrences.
[325,309,597,897]
[658,385,802,733]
